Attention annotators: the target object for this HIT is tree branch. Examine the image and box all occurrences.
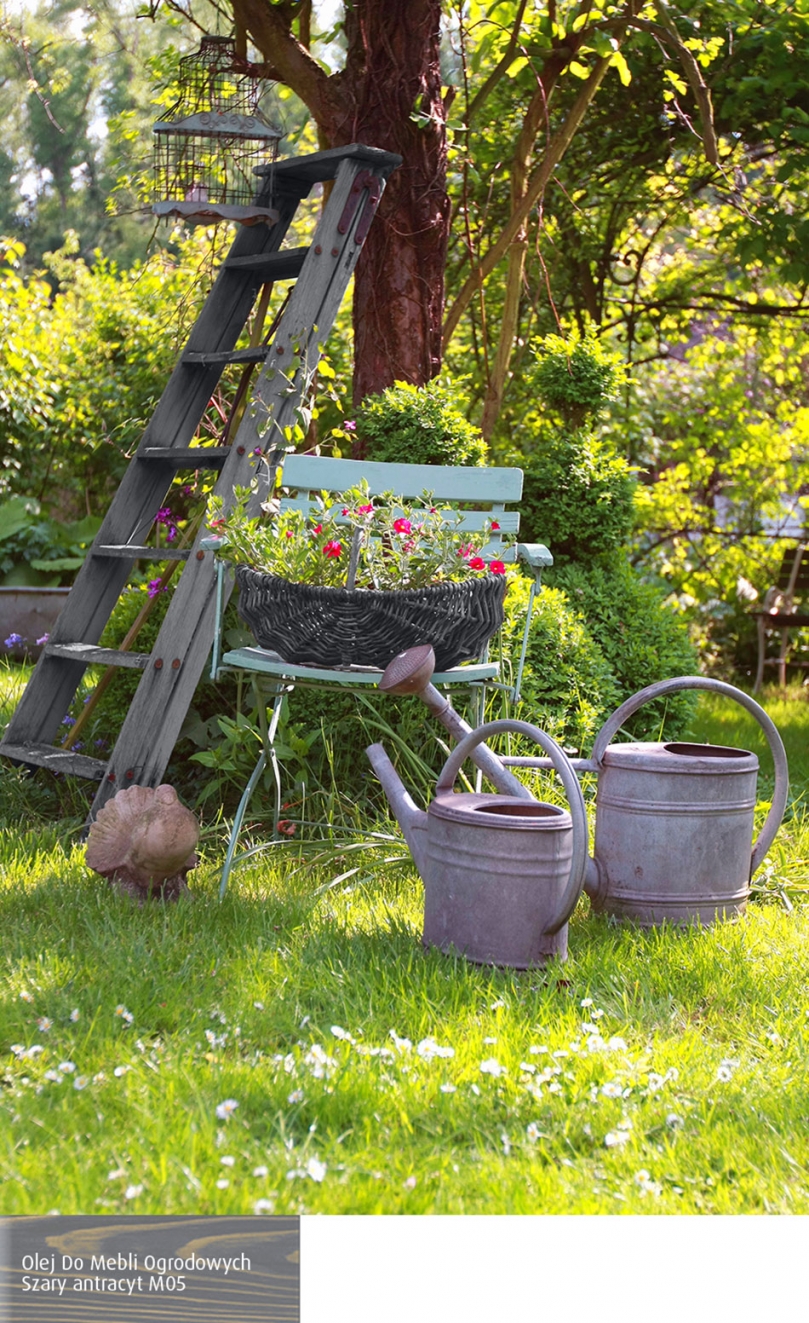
[466,0,530,122]
[443,50,615,348]
[232,0,336,126]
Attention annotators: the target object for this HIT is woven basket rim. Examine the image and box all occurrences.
[234,565,503,603]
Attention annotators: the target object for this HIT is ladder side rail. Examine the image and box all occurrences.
[1,185,312,753]
[89,156,394,815]
[139,183,310,453]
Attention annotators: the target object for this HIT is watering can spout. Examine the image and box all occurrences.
[366,742,429,879]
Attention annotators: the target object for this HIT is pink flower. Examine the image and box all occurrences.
[490,561,506,575]
[285,530,294,539]
[468,556,486,571]
[344,420,357,431]
[323,540,342,559]
[357,503,374,515]
[457,544,477,559]
[393,518,412,535]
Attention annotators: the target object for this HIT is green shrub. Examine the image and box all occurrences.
[501,573,620,752]
[550,557,698,740]
[533,327,626,429]
[354,379,489,466]
[519,432,636,562]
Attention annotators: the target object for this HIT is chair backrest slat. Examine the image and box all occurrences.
[278,454,523,564]
[281,454,523,503]
[280,498,520,537]
[775,544,809,596]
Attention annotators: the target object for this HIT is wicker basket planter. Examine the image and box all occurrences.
[235,566,507,671]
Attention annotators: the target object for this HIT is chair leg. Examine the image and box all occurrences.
[219,688,287,900]
[219,748,268,900]
[266,689,285,834]
[754,617,766,694]
[778,627,790,689]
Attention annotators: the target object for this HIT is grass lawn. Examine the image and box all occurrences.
[1,667,808,1216]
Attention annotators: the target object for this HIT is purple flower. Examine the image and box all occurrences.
[253,447,262,456]
[36,633,49,645]
[4,633,24,647]
[147,579,164,599]
[155,507,173,525]
[344,420,357,431]
[61,715,76,727]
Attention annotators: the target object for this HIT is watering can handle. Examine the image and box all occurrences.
[435,718,588,936]
[590,676,789,875]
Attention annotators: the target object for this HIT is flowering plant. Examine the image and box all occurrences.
[207,482,506,591]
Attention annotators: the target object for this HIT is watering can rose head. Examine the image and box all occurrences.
[206,482,508,591]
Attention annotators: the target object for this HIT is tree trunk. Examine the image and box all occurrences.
[235,0,450,404]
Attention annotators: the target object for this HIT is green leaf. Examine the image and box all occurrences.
[611,51,632,87]
[506,56,529,79]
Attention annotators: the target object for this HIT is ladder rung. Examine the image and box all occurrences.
[183,347,270,367]
[139,447,230,469]
[0,741,107,780]
[45,643,151,669]
[258,144,402,184]
[94,545,190,561]
[224,247,308,278]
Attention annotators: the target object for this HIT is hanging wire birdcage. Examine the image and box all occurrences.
[152,35,283,226]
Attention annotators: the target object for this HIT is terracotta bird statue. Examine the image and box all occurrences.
[85,783,199,901]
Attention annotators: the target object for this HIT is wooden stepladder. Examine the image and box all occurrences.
[0,144,400,818]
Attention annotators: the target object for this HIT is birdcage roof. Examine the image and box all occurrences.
[153,110,283,142]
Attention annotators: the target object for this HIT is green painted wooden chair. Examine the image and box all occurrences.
[203,454,551,895]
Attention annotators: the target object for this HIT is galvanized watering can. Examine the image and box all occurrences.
[366,719,588,967]
[583,676,789,926]
[489,676,789,926]
[373,651,790,930]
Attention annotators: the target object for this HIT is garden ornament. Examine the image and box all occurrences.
[85,783,199,902]
[367,719,588,967]
[384,653,790,928]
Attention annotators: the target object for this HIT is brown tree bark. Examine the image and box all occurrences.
[232,0,450,403]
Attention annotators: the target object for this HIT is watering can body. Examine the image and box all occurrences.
[586,678,789,927]
[589,741,760,926]
[424,790,576,966]
[367,719,588,968]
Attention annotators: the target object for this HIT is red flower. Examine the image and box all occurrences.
[357,503,374,515]
[457,543,477,559]
[209,517,226,529]
[491,520,500,531]
[312,523,323,535]
[342,507,350,516]
[285,530,294,539]
[393,517,412,535]
[490,560,506,575]
[468,556,486,571]
[323,540,343,558]
[276,820,297,836]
